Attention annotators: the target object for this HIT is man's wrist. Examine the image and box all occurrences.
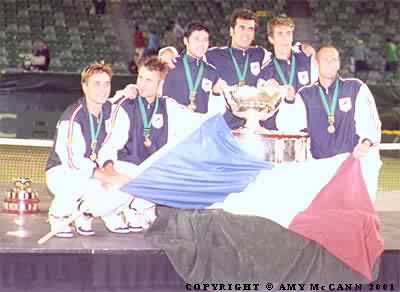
[284,97,295,104]
[361,138,373,147]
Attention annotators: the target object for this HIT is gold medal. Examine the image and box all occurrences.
[89,152,97,161]
[327,114,335,133]
[144,137,152,147]
[188,92,197,111]
[238,80,245,87]
[327,124,335,134]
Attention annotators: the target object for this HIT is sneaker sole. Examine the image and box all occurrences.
[106,226,131,234]
[54,231,74,238]
[76,226,95,236]
[128,225,143,233]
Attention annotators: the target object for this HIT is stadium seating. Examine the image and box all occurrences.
[0,0,125,73]
[126,0,286,49]
[3,0,396,84]
[0,0,289,73]
[309,0,400,85]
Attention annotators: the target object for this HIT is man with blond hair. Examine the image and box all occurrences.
[46,63,134,237]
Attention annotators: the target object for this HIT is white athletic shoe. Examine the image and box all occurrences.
[102,212,130,234]
[124,204,157,232]
[74,199,95,236]
[48,214,74,238]
[75,214,95,236]
[124,208,146,232]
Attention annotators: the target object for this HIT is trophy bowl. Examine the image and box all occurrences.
[3,177,40,214]
[227,85,311,163]
[230,85,283,132]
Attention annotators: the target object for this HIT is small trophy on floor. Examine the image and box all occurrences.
[3,177,40,214]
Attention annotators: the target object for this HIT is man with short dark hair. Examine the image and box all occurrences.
[162,22,226,114]
[103,56,205,230]
[160,8,271,129]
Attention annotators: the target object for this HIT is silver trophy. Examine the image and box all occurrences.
[226,84,308,162]
[227,84,283,132]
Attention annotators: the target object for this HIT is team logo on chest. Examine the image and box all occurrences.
[250,62,260,75]
[152,114,164,129]
[297,71,309,85]
[338,97,352,112]
[201,78,212,92]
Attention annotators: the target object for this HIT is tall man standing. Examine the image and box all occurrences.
[162,22,226,114]
[257,16,317,130]
[160,8,271,129]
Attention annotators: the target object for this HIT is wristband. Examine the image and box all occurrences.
[361,138,373,147]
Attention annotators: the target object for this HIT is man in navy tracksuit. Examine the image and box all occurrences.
[103,56,205,230]
[257,16,317,130]
[160,8,272,129]
[46,63,133,238]
[272,45,382,202]
[162,23,225,115]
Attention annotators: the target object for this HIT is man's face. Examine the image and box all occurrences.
[137,66,162,99]
[184,30,210,59]
[230,18,256,50]
[82,72,111,106]
[268,25,294,55]
[317,48,340,80]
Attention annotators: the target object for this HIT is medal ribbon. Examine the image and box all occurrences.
[318,79,339,124]
[183,54,204,105]
[272,54,296,85]
[229,48,249,85]
[138,96,160,139]
[88,109,103,157]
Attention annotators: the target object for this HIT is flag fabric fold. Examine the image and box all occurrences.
[120,113,383,282]
[120,114,272,208]
[288,155,384,280]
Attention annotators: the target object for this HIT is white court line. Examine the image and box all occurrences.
[379,143,400,150]
[0,138,53,147]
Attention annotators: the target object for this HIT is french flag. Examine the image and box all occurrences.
[120,114,383,282]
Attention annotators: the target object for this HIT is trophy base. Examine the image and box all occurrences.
[3,198,40,214]
[232,129,310,163]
